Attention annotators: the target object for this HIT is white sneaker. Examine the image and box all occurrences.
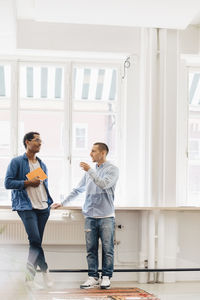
[80,277,99,289]
[25,279,44,290]
[42,270,53,288]
[100,276,110,289]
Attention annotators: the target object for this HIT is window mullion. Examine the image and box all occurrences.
[10,61,19,157]
[63,62,72,194]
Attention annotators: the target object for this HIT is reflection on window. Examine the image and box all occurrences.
[20,65,64,99]
[73,67,117,101]
[73,123,88,150]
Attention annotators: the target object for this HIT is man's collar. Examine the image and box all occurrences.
[96,161,108,168]
[23,153,41,162]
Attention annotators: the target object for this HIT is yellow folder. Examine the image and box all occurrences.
[26,167,47,181]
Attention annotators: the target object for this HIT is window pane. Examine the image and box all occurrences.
[20,65,64,100]
[0,158,10,204]
[0,65,11,98]
[73,123,88,150]
[188,118,200,160]
[42,157,66,202]
[188,70,200,204]
[55,68,63,98]
[188,164,200,204]
[41,67,48,98]
[0,111,10,155]
[72,112,116,158]
[26,67,34,97]
[0,66,5,96]
[189,72,200,107]
[73,66,117,101]
[96,69,105,100]
[82,68,91,99]
[70,157,89,205]
[109,70,117,100]
[19,111,64,156]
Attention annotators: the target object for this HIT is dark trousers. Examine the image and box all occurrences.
[17,208,50,273]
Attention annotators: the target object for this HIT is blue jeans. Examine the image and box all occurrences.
[85,217,115,279]
[17,208,50,274]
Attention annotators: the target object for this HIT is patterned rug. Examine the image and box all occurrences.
[43,287,160,300]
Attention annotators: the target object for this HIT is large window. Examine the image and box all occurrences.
[0,59,121,206]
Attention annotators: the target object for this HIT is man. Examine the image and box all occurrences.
[4,132,53,289]
[52,142,119,289]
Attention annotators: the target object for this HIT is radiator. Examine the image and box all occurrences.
[0,220,86,245]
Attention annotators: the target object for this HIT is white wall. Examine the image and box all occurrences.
[0,0,16,54]
[17,20,141,54]
[179,25,200,54]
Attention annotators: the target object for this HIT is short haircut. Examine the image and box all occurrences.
[23,132,40,148]
[93,142,109,155]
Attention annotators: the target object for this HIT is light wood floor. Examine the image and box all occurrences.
[1,271,200,300]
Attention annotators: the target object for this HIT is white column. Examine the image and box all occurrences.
[158,29,179,206]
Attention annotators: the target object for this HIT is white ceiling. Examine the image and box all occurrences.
[17,0,200,30]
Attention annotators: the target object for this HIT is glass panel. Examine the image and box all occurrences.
[73,124,88,150]
[188,118,200,160]
[55,68,63,98]
[41,67,48,98]
[19,111,64,156]
[0,65,11,98]
[72,112,116,159]
[0,66,5,97]
[0,158,10,204]
[109,69,117,100]
[20,65,64,100]
[95,69,105,100]
[188,71,200,204]
[70,157,90,205]
[0,111,10,155]
[73,66,117,101]
[189,72,200,107]
[26,67,34,97]
[82,68,91,99]
[188,163,200,204]
[41,157,66,202]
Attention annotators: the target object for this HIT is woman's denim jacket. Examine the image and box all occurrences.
[4,153,53,211]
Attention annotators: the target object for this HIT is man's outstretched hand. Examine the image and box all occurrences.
[51,203,62,209]
[80,162,91,172]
